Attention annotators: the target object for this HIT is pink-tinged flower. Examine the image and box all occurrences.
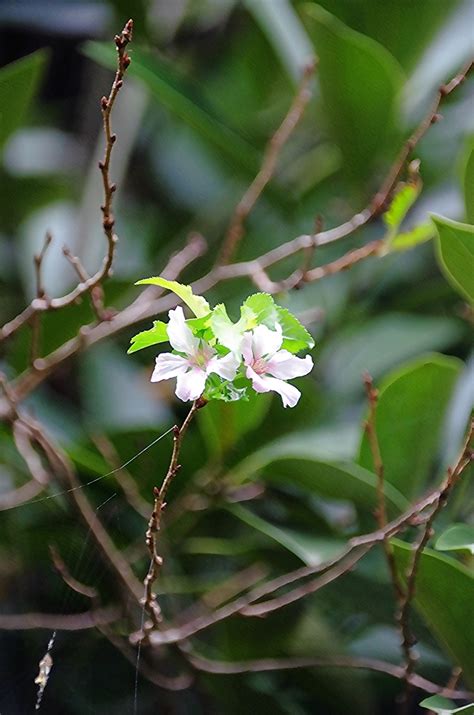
[151,307,239,402]
[242,324,313,408]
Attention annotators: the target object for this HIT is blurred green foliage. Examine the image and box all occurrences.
[0,1,473,713]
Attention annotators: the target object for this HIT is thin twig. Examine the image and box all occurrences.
[62,246,108,322]
[146,438,473,648]
[0,608,119,631]
[182,647,473,701]
[0,20,133,343]
[143,399,205,631]
[398,420,474,711]
[363,373,404,601]
[30,231,52,363]
[218,61,316,265]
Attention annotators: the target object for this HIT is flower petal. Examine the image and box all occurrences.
[266,351,313,380]
[151,353,188,382]
[167,306,199,355]
[250,324,283,360]
[247,367,301,408]
[242,331,254,366]
[207,352,240,381]
[175,367,207,402]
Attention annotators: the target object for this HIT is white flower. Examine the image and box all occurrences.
[151,307,239,402]
[242,324,313,408]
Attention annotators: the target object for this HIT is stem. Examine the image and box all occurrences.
[143,399,205,630]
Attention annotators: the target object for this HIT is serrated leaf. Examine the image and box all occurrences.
[389,223,434,252]
[432,215,474,303]
[127,321,169,354]
[384,181,421,232]
[420,696,474,714]
[435,525,474,556]
[135,277,210,317]
[276,305,315,353]
[210,303,244,352]
[242,293,278,326]
[0,50,48,152]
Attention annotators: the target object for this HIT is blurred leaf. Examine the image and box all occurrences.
[319,314,463,396]
[198,388,271,457]
[389,223,434,252]
[83,42,260,176]
[128,320,168,354]
[0,50,47,152]
[358,354,461,498]
[392,540,474,686]
[464,142,474,223]
[0,172,72,232]
[311,0,461,71]
[227,503,346,566]
[135,277,211,317]
[420,696,474,714]
[231,435,409,515]
[277,304,315,353]
[435,524,474,555]
[302,3,403,182]
[433,214,474,303]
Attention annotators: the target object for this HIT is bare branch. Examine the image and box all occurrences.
[143,399,204,631]
[183,648,474,701]
[0,608,119,631]
[218,61,316,265]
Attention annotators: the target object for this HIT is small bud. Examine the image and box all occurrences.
[123,54,131,69]
[103,216,115,230]
[110,183,117,193]
[98,160,104,170]
[110,133,117,143]
[116,79,123,90]
[100,96,108,110]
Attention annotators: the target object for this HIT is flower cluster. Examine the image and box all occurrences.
[129,279,314,408]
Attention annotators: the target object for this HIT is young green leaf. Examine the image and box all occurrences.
[389,223,434,252]
[384,181,421,232]
[276,305,315,353]
[210,303,245,352]
[435,525,474,556]
[432,215,474,303]
[135,277,211,317]
[420,696,474,714]
[127,321,168,354]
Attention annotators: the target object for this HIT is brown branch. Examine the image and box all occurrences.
[30,231,53,363]
[0,607,119,631]
[62,246,108,322]
[398,419,474,711]
[363,373,404,601]
[143,399,204,631]
[218,61,316,265]
[0,20,133,344]
[49,544,99,601]
[146,465,469,648]
[182,648,474,701]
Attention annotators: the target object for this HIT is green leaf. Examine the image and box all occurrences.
[358,355,461,499]
[127,320,168,354]
[210,303,245,352]
[276,305,315,353]
[435,525,474,556]
[384,181,421,232]
[83,42,260,176]
[463,142,474,224]
[319,314,463,396]
[389,223,434,252]
[420,696,474,714]
[135,277,210,317]
[0,50,48,152]
[242,293,279,327]
[302,4,403,182]
[227,503,346,566]
[230,434,409,516]
[392,540,474,687]
[432,215,474,303]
